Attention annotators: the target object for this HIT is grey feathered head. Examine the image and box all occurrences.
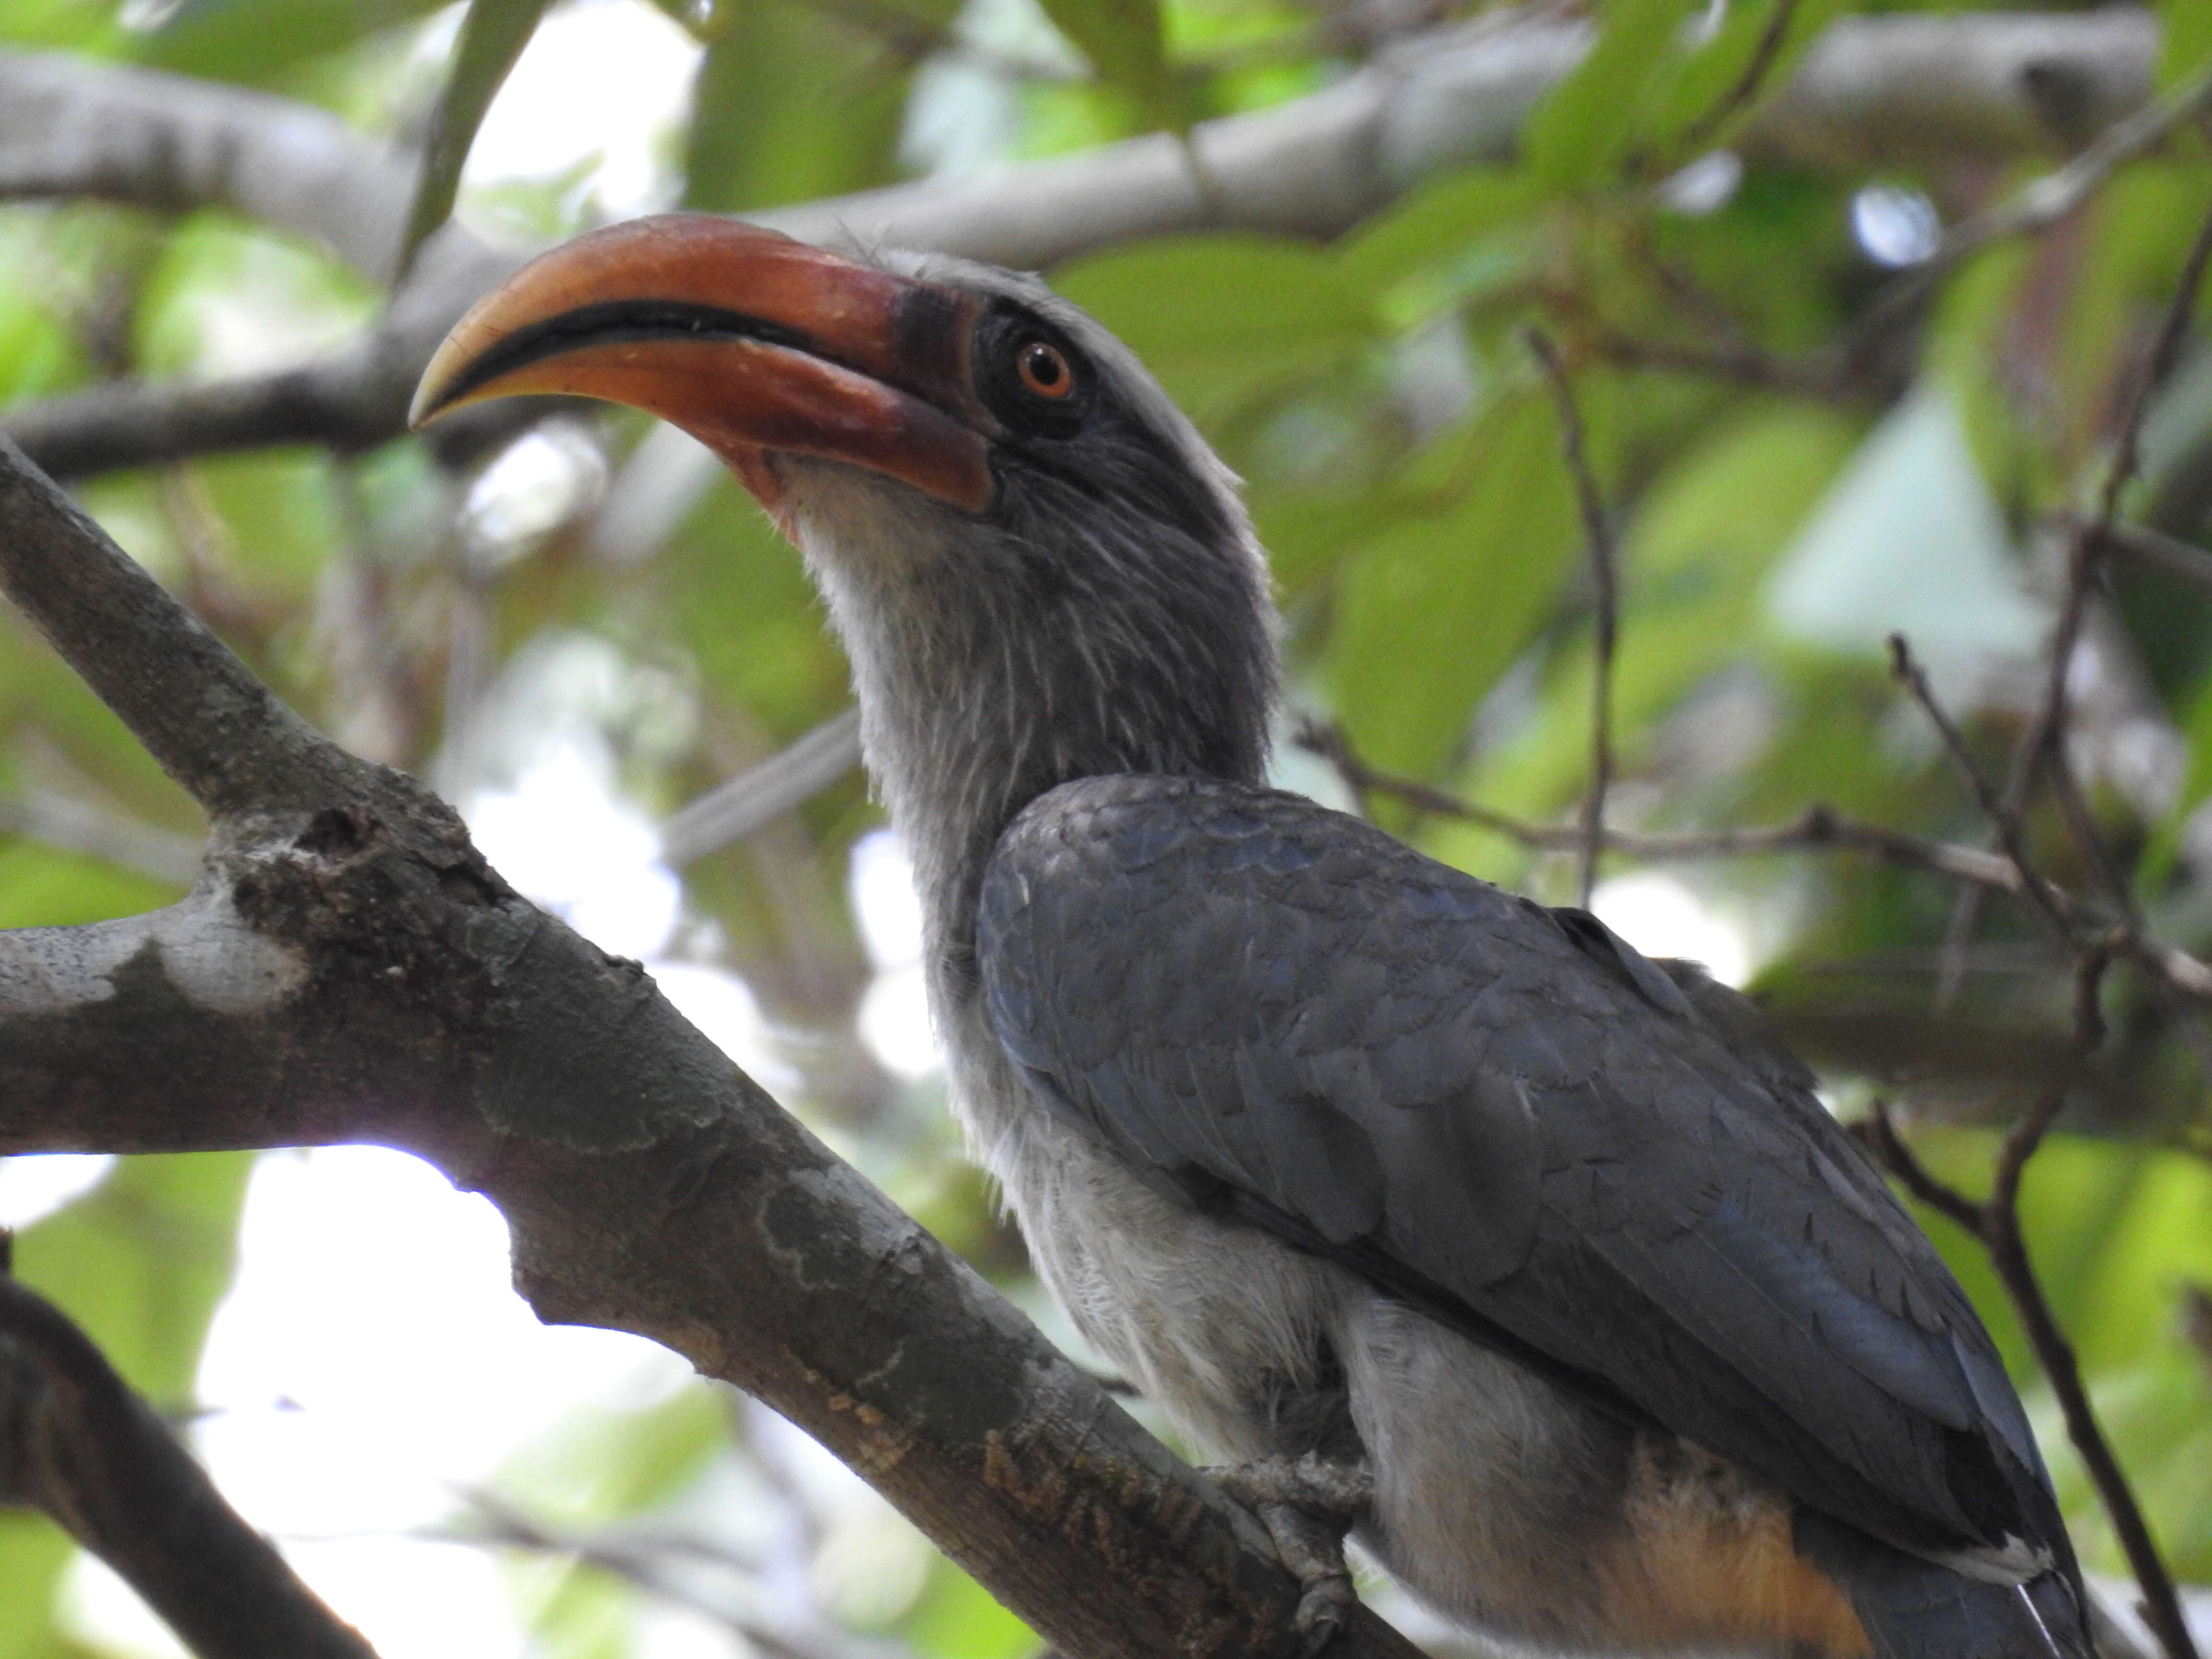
[413,217,1281,936]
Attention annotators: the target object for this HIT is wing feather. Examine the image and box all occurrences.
[979,774,2064,1570]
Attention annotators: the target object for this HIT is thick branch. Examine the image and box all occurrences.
[0,433,387,819]
[1749,9,2156,168]
[0,432,1419,1659]
[0,9,2166,480]
[0,1267,379,1659]
[0,50,412,278]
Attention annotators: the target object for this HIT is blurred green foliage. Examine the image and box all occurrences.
[0,0,2211,1653]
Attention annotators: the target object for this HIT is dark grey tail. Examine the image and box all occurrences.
[1794,1509,2095,1659]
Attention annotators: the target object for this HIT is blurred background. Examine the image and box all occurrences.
[0,0,2209,1654]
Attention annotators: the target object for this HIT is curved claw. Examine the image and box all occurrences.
[1295,1571,1358,1657]
[1201,1454,1372,1652]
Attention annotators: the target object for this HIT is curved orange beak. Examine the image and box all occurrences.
[411,216,994,517]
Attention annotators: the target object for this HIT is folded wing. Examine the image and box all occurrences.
[978,774,2067,1577]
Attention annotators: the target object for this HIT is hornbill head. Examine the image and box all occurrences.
[413,217,1277,916]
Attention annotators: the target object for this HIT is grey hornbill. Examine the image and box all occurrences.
[413,216,2095,1659]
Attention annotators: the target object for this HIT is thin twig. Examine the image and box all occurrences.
[1525,328,1619,908]
[1888,633,2072,939]
[2183,1284,2212,1382]
[1859,1088,2198,1659]
[1987,1108,2200,1659]
[1296,718,2212,1015]
[1846,65,2212,367]
[1673,0,1802,158]
[1300,719,2041,903]
[2049,192,2212,791]
[1616,60,2212,405]
[1585,330,1860,399]
[1857,1101,1986,1235]
[440,1489,892,1659]
[659,709,864,867]
[1948,194,2212,1004]
[2094,518,2212,592]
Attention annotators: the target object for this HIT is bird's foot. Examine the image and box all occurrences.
[1204,1454,1373,1656]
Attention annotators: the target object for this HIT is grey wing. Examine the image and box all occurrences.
[977,774,2067,1575]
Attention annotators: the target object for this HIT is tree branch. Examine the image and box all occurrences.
[1857,1091,2200,1659]
[0,1262,380,1659]
[0,433,385,819]
[0,49,413,279]
[1298,717,2064,911]
[1524,328,1618,910]
[659,709,863,868]
[0,428,1419,1659]
[438,1488,899,1659]
[0,9,2170,480]
[0,788,203,886]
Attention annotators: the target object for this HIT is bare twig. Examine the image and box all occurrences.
[0,1271,380,1659]
[0,788,203,886]
[659,710,864,867]
[1859,973,2200,1659]
[1860,1092,2198,1659]
[1852,61,2212,355]
[1618,42,2209,406]
[2184,1284,2212,1382]
[1990,1111,2199,1659]
[1299,718,2050,906]
[1943,196,2212,1006]
[1672,0,1803,158]
[1587,330,1868,399]
[2094,519,2212,592]
[440,1489,898,1659]
[1856,1101,1986,1234]
[1525,328,1619,908]
[1297,717,2212,1019]
[1888,633,2072,938]
[2041,194,2212,800]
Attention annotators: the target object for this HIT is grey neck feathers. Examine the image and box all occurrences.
[798,485,1276,1001]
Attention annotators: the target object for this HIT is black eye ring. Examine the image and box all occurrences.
[1016,339,1074,399]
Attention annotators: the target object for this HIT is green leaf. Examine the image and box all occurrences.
[135,0,450,84]
[1036,0,1186,136]
[1645,0,1847,161]
[395,0,553,284]
[497,1382,731,1525]
[684,0,954,213]
[1331,167,1542,301]
[505,1557,630,1659]
[1052,234,1376,427]
[903,1559,1040,1659]
[1323,394,1581,778]
[0,839,182,930]
[1521,0,1693,189]
[0,1513,76,1659]
[2159,0,2212,90]
[1457,401,1859,832]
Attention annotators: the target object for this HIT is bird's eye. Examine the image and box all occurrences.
[1016,340,1074,399]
